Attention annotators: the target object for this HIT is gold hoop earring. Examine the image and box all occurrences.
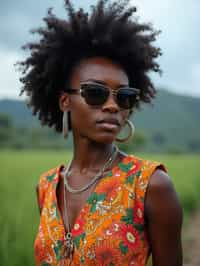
[63,111,68,138]
[115,119,135,143]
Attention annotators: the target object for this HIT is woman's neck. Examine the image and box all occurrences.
[70,138,115,174]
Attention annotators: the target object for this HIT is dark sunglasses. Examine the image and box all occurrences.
[66,83,140,109]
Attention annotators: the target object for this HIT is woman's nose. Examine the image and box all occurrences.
[101,91,119,113]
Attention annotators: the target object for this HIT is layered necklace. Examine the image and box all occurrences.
[61,146,118,264]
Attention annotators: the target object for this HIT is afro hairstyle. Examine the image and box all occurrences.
[17,0,162,132]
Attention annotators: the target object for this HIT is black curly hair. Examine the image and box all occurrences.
[17,0,162,133]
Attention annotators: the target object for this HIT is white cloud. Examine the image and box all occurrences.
[189,64,200,96]
[0,51,23,99]
[131,0,200,97]
[0,0,200,99]
[154,63,200,97]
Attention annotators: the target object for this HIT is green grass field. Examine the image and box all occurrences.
[1,150,200,266]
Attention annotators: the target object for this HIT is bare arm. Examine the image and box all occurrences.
[145,169,183,266]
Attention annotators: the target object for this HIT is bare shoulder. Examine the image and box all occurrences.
[145,168,183,223]
[144,168,183,266]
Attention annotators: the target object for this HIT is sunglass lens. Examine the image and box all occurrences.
[81,84,109,105]
[117,88,138,109]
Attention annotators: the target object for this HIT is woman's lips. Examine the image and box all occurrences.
[96,119,120,130]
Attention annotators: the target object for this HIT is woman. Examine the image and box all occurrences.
[18,0,183,265]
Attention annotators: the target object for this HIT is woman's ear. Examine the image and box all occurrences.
[59,92,70,112]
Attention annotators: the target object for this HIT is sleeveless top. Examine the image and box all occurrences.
[34,154,167,266]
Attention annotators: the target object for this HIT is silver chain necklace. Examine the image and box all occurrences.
[63,146,118,194]
[62,146,118,263]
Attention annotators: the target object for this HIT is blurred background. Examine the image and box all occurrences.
[0,0,200,265]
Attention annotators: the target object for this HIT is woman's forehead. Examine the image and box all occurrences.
[69,57,129,87]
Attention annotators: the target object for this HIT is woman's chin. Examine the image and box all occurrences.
[92,132,117,144]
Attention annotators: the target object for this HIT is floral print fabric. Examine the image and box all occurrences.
[34,154,167,266]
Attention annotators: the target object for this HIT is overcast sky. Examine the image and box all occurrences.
[0,0,200,99]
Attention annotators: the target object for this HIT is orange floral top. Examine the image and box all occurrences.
[34,154,167,266]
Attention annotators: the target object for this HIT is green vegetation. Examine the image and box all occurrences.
[0,112,147,151]
[142,153,200,214]
[0,150,199,265]
[1,89,200,153]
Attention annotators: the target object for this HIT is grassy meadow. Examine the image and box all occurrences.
[1,150,200,266]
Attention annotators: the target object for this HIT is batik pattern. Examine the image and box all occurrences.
[34,154,167,266]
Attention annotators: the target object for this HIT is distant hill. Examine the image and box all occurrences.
[0,98,39,127]
[0,89,200,152]
[133,89,200,152]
